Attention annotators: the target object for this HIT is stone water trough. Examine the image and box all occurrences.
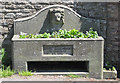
[12,5,105,79]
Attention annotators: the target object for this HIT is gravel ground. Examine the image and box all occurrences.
[0,74,119,81]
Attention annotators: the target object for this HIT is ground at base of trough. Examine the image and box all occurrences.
[0,74,119,81]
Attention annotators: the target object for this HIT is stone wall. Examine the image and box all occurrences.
[106,2,119,69]
[0,0,119,76]
[106,3,120,77]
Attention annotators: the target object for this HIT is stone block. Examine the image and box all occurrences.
[107,3,118,20]
[5,13,15,19]
[75,2,107,20]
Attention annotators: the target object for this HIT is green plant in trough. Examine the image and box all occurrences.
[18,71,33,76]
[85,28,98,38]
[42,32,51,38]
[0,66,15,78]
[19,28,99,38]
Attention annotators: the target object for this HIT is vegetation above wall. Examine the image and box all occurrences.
[19,28,99,38]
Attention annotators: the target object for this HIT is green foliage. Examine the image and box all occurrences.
[112,67,116,71]
[20,33,51,38]
[0,48,11,67]
[18,71,33,76]
[0,48,5,59]
[19,28,99,38]
[85,28,98,38]
[67,74,89,78]
[104,61,116,71]
[67,74,82,78]
[42,33,51,38]
[0,66,15,78]
[0,48,4,68]
[0,48,15,78]
[0,48,5,67]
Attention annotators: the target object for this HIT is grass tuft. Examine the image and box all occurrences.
[0,66,15,78]
[18,71,33,76]
[67,74,81,78]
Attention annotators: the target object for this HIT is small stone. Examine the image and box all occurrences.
[5,13,15,19]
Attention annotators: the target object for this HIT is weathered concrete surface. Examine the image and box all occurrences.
[12,35,104,79]
[103,70,117,79]
[14,5,103,35]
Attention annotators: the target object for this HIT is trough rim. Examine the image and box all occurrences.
[12,35,104,41]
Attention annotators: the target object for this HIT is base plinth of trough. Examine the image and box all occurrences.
[31,71,117,79]
[32,72,89,77]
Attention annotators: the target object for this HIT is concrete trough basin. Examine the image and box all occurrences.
[12,35,104,79]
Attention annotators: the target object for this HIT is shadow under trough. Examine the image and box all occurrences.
[27,61,89,72]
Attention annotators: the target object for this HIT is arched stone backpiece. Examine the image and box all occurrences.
[14,5,101,34]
